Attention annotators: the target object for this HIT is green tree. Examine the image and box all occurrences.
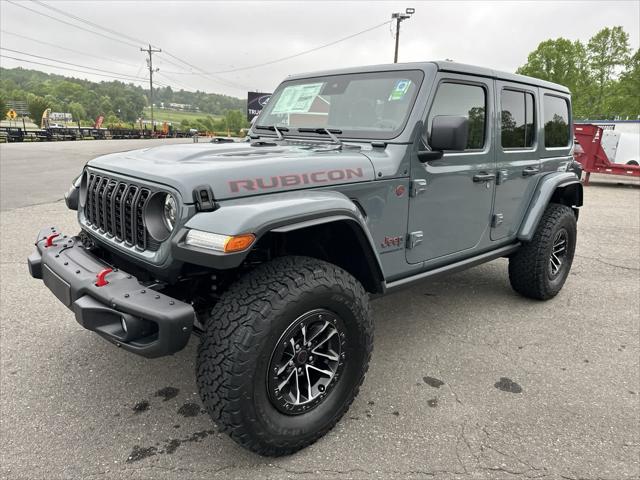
[68,101,86,122]
[607,50,640,118]
[516,38,592,117]
[0,96,7,118]
[27,94,49,123]
[105,114,122,127]
[517,27,637,119]
[224,109,246,134]
[0,66,245,128]
[587,26,631,115]
[201,116,216,131]
[99,96,113,116]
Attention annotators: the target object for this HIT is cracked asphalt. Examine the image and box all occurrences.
[1,140,639,479]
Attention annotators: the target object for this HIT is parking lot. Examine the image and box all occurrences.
[1,140,638,480]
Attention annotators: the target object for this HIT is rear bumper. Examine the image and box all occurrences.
[28,227,195,358]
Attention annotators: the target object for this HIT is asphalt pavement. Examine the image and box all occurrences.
[1,140,638,480]
[0,138,192,211]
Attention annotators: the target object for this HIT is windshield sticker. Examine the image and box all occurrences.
[271,83,324,114]
[388,79,411,101]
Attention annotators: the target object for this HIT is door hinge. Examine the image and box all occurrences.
[492,213,504,227]
[496,170,509,185]
[407,231,424,249]
[409,179,427,197]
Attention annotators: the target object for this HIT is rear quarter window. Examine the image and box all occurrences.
[543,95,570,148]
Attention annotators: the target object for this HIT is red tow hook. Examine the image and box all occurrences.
[95,268,113,287]
[44,233,60,247]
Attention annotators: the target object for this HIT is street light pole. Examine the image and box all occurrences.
[391,8,415,63]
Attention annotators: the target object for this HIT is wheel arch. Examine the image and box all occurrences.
[518,172,583,242]
[178,190,385,293]
[258,216,385,294]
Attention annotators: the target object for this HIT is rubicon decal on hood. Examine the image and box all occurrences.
[87,142,375,200]
[229,168,364,193]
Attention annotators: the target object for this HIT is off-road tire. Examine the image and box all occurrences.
[509,203,577,300]
[196,256,373,456]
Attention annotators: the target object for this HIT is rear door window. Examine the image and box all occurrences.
[501,90,535,149]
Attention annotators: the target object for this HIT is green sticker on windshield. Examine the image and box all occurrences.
[388,79,411,101]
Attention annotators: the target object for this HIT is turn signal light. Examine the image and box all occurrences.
[224,234,255,253]
[185,229,255,253]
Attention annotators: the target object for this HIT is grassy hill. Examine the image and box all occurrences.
[144,107,221,124]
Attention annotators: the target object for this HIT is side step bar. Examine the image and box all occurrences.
[383,243,520,293]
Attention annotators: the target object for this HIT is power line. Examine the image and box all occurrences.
[32,0,155,48]
[155,55,197,73]
[164,20,393,75]
[5,0,140,48]
[160,50,253,92]
[0,47,148,82]
[8,0,393,93]
[155,71,199,92]
[12,0,248,92]
[0,30,142,69]
[0,54,167,86]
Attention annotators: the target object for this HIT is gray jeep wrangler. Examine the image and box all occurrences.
[29,61,582,456]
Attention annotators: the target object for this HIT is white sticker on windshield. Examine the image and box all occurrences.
[388,79,411,101]
[271,83,324,114]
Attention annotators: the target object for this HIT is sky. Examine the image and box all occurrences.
[1,0,638,99]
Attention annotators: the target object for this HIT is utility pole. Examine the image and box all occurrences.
[391,8,415,63]
[141,44,161,133]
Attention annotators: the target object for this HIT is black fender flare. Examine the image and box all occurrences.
[518,172,583,242]
[173,190,385,290]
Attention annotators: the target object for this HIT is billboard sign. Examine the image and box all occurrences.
[247,92,272,122]
[50,112,73,122]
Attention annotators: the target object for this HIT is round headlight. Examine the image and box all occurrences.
[163,194,177,231]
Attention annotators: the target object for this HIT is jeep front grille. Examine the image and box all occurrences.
[84,173,160,251]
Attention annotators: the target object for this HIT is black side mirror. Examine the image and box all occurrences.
[430,115,469,150]
[417,115,469,163]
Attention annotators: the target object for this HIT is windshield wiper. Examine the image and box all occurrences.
[254,124,289,140]
[297,128,343,148]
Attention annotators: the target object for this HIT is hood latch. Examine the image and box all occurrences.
[193,185,217,212]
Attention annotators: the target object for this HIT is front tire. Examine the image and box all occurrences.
[196,256,373,456]
[509,203,577,300]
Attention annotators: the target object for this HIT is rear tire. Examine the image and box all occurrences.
[196,256,373,456]
[509,203,577,300]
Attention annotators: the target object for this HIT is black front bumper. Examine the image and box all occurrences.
[28,227,195,358]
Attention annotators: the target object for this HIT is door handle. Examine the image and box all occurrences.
[522,167,540,177]
[473,172,496,182]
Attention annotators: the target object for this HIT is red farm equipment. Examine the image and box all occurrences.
[574,123,640,185]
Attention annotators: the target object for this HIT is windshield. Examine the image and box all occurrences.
[256,70,424,140]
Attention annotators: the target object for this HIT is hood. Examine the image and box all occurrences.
[88,142,375,202]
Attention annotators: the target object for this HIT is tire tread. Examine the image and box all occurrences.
[509,203,576,300]
[196,255,373,456]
